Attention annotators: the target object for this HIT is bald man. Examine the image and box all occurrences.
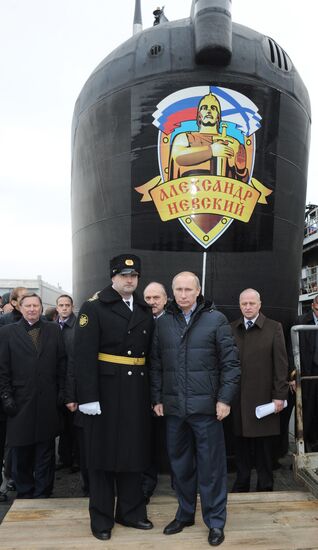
[231,288,289,493]
[142,282,168,502]
[144,282,167,319]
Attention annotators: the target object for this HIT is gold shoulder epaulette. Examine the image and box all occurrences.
[88,291,100,302]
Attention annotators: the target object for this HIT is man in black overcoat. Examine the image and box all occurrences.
[74,254,154,541]
[0,293,66,498]
[0,287,28,498]
[299,295,318,451]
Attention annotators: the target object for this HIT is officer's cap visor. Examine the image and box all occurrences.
[118,268,139,275]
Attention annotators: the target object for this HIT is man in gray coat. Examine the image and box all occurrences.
[231,288,289,492]
[150,271,240,547]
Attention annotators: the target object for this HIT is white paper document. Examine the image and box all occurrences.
[255,400,287,419]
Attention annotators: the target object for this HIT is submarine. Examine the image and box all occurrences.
[71,0,310,328]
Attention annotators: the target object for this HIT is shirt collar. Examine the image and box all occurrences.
[154,310,165,320]
[123,296,134,310]
[59,316,69,324]
[182,303,197,324]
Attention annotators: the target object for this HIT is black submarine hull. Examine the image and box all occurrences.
[71,7,310,328]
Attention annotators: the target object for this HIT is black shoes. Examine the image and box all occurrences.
[0,491,8,503]
[208,527,224,546]
[91,528,111,540]
[163,518,195,535]
[6,480,16,491]
[116,518,153,530]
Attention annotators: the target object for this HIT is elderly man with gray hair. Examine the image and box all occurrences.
[231,288,289,493]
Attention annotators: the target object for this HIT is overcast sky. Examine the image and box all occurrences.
[1,0,316,292]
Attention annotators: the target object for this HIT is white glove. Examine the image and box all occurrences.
[79,401,101,415]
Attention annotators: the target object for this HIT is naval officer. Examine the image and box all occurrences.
[74,254,154,541]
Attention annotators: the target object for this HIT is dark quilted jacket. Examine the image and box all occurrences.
[150,297,240,417]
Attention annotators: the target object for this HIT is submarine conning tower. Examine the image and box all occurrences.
[71,0,310,329]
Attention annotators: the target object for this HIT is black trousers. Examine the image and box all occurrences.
[166,414,227,529]
[142,415,171,498]
[58,408,79,467]
[0,420,6,488]
[88,470,147,531]
[76,427,89,494]
[11,439,55,498]
[302,380,318,450]
[232,435,273,492]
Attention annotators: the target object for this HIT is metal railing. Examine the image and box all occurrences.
[300,266,318,295]
[290,324,318,497]
[304,207,318,239]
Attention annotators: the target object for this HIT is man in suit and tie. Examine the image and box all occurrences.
[74,254,154,541]
[142,282,168,502]
[0,293,66,498]
[55,294,79,472]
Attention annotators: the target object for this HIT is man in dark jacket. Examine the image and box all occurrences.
[0,287,28,326]
[54,294,78,471]
[298,295,318,451]
[74,254,154,541]
[142,282,169,502]
[0,397,6,502]
[0,286,28,500]
[150,271,240,547]
[231,288,289,492]
[0,293,66,498]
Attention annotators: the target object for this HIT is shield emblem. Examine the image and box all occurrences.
[136,86,270,248]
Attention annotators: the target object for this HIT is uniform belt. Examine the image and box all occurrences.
[98,353,146,366]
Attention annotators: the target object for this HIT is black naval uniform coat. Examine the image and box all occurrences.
[74,285,153,472]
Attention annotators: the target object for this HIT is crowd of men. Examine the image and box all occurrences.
[0,254,317,546]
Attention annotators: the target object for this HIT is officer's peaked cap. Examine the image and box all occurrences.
[110,254,141,278]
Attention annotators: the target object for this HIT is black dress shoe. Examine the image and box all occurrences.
[6,480,16,491]
[91,529,111,540]
[208,527,224,546]
[116,518,153,530]
[163,518,194,535]
[0,491,8,503]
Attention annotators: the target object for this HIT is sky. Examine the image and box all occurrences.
[1,0,317,293]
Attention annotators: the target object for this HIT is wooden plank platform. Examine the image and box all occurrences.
[0,492,318,549]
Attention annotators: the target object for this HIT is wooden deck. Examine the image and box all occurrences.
[0,491,318,549]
